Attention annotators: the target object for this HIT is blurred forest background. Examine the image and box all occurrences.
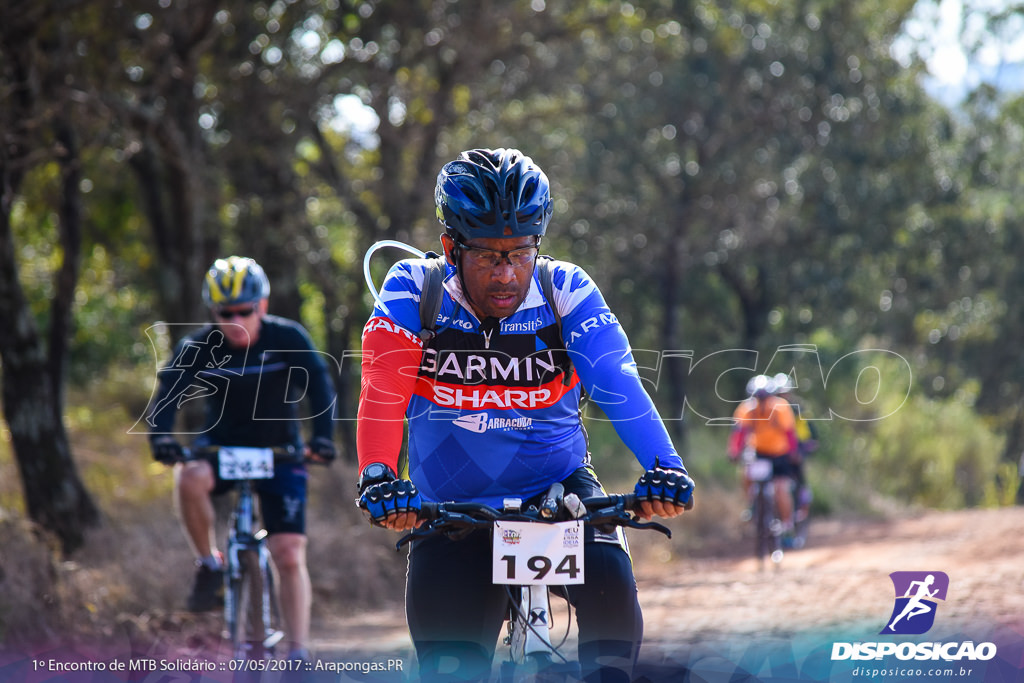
[2,0,1024,650]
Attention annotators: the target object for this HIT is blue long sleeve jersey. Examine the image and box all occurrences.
[357,256,685,507]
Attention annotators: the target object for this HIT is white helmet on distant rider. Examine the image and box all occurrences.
[746,374,775,399]
[773,373,795,394]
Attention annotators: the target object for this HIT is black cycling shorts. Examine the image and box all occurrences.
[757,452,799,481]
[202,451,309,536]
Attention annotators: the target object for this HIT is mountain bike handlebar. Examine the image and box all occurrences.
[396,492,672,550]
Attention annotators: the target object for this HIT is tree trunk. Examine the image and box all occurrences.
[0,18,100,555]
[0,211,100,556]
[658,229,688,446]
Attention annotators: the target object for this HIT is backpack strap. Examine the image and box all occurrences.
[535,256,574,386]
[417,251,447,342]
[535,256,560,328]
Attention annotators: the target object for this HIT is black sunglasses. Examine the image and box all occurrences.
[215,304,258,320]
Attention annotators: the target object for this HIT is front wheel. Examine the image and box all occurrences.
[752,483,782,567]
[501,653,579,683]
[226,548,267,660]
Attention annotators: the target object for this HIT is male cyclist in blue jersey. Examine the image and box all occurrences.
[355,148,694,682]
[147,256,337,661]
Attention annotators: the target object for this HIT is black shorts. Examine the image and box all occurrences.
[405,467,642,681]
[757,452,798,480]
[202,451,309,536]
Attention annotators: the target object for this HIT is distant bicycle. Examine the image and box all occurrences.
[791,476,812,550]
[397,484,675,682]
[185,445,300,660]
[740,449,785,567]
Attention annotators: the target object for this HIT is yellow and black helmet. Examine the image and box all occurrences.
[201,256,270,307]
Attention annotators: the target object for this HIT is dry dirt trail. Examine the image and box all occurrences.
[311,506,1024,682]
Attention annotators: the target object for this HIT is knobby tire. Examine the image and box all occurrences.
[753,483,769,563]
[228,548,266,660]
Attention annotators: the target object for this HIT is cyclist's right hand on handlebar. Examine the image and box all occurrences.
[359,480,422,530]
[150,436,184,465]
[357,464,422,530]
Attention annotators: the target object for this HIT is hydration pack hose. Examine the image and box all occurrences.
[362,240,426,319]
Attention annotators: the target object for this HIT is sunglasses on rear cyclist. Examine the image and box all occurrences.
[214,304,259,320]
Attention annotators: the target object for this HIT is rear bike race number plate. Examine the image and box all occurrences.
[492,520,584,586]
[745,457,773,483]
[218,447,275,480]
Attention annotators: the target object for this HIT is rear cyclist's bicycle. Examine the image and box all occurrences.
[397,484,675,682]
[185,445,300,660]
[741,449,785,567]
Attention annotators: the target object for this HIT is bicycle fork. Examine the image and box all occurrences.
[509,584,553,659]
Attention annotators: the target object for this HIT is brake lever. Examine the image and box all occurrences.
[583,506,673,539]
[622,517,672,538]
[394,512,492,550]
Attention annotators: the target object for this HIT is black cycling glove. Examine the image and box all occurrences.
[150,436,184,465]
[307,436,337,463]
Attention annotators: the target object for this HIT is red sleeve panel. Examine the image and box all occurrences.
[356,317,424,472]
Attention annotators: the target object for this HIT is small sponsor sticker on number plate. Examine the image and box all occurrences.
[492,520,584,585]
[218,447,274,480]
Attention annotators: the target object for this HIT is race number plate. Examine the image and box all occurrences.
[218,447,274,480]
[492,520,584,586]
[745,457,773,483]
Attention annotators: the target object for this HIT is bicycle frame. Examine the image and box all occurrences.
[502,583,576,682]
[742,450,784,567]
[185,446,291,660]
[224,477,283,660]
[502,493,573,680]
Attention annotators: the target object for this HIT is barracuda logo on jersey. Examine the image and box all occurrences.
[453,412,533,433]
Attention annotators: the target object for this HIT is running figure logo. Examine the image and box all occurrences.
[881,571,949,635]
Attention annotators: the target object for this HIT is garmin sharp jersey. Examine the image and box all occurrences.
[357,256,686,507]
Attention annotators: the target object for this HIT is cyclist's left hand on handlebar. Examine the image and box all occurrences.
[634,468,695,520]
[306,436,336,464]
[150,436,184,465]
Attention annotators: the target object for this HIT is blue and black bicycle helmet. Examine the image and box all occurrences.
[201,256,270,307]
[434,148,553,241]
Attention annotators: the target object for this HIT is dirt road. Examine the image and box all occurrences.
[311,506,1024,681]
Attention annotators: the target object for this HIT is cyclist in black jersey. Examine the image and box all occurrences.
[146,256,337,661]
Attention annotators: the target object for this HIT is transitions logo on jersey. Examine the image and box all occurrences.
[453,412,533,433]
[881,571,949,635]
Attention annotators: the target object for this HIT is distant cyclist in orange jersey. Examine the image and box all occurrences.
[727,374,800,536]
